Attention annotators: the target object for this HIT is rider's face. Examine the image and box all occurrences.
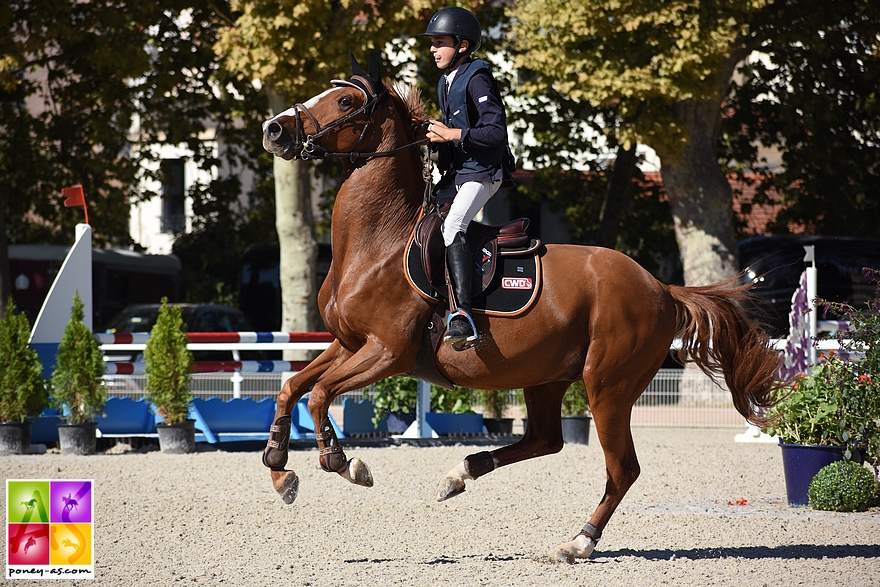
[429,35,468,70]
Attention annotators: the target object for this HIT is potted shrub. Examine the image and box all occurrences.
[0,299,49,454]
[50,292,107,455]
[475,389,512,434]
[144,298,195,453]
[764,268,880,506]
[561,381,591,445]
[369,376,418,434]
[762,356,851,506]
[819,268,880,478]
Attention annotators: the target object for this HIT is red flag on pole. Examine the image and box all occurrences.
[61,185,89,224]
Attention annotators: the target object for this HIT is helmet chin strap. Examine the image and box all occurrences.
[445,39,470,74]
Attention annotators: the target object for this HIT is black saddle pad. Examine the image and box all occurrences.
[405,239,543,316]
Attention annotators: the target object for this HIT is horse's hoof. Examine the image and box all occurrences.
[552,535,596,563]
[343,458,374,487]
[273,471,300,505]
[435,477,466,501]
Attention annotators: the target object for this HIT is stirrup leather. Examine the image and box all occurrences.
[444,308,478,351]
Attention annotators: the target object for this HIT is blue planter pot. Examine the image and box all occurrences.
[779,442,846,507]
[386,411,415,434]
[425,412,483,435]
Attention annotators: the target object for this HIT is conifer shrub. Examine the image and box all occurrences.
[144,298,193,424]
[51,292,106,423]
[0,299,48,423]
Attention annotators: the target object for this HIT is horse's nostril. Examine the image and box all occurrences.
[266,121,283,142]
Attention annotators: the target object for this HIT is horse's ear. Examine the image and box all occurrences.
[367,50,388,100]
[350,52,367,79]
[368,51,382,84]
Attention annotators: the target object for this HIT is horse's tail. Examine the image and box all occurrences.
[665,276,785,426]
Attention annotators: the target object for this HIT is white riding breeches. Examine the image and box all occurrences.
[441,180,501,246]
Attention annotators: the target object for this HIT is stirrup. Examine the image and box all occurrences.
[444,308,478,351]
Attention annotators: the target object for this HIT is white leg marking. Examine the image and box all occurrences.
[446,461,474,483]
[553,534,597,563]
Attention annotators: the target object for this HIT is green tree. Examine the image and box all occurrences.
[509,0,768,285]
[0,1,271,314]
[721,0,880,237]
[1,0,151,313]
[51,292,106,424]
[508,90,682,283]
[215,0,438,349]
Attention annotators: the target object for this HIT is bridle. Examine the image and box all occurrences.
[284,75,429,163]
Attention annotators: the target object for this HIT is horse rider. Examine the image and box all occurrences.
[420,6,515,351]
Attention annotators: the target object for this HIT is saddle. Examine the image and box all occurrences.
[403,210,544,390]
[412,210,539,297]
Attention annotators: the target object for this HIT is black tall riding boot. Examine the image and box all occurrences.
[444,231,478,351]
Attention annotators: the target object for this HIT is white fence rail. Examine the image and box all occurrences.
[103,368,748,429]
[99,329,849,430]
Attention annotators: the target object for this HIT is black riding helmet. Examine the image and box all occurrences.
[419,7,482,70]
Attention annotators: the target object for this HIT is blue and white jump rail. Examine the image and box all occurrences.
[96,331,334,351]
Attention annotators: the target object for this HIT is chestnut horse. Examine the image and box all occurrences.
[260,54,782,562]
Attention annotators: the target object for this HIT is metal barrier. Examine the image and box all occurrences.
[103,369,748,429]
[98,330,848,429]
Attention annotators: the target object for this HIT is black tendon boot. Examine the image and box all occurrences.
[444,232,479,351]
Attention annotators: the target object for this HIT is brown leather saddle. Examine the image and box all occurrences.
[412,210,538,298]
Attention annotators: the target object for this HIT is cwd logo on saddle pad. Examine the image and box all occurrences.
[501,277,533,290]
[6,479,94,580]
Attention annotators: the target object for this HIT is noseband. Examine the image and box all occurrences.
[284,76,428,163]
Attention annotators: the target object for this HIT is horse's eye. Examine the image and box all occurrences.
[339,96,353,109]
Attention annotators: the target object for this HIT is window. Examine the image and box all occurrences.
[160,158,185,233]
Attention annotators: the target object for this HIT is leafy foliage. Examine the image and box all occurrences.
[763,358,843,445]
[765,269,880,479]
[144,298,194,425]
[820,269,880,476]
[0,299,47,422]
[562,381,591,417]
[430,385,474,415]
[368,376,417,427]
[1,1,151,249]
[475,389,508,420]
[368,376,476,426]
[0,1,273,308]
[721,0,880,239]
[808,460,878,512]
[50,293,106,424]
[508,0,766,155]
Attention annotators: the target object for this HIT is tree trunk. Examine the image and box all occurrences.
[267,85,319,361]
[655,58,741,287]
[596,143,638,249]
